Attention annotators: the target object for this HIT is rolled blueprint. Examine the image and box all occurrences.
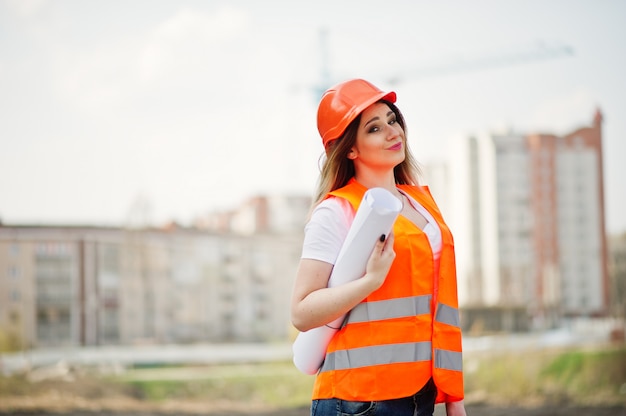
[292,187,403,375]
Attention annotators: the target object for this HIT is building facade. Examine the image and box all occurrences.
[0,195,309,350]
[450,110,609,331]
[608,232,626,322]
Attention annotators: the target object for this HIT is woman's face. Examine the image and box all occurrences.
[349,102,406,171]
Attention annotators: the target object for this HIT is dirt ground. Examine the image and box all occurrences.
[1,407,625,416]
[1,402,625,416]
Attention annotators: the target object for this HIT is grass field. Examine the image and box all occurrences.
[1,344,624,413]
[462,345,626,406]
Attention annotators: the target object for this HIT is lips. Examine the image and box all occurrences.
[388,142,403,151]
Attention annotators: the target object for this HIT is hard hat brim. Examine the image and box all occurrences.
[318,79,397,146]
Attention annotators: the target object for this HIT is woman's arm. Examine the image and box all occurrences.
[290,233,395,332]
[445,400,467,416]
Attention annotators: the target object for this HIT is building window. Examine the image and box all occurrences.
[8,266,20,279]
[9,311,20,324]
[36,243,71,257]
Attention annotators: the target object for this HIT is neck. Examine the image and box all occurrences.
[354,170,398,195]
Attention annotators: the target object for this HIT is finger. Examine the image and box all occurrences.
[374,234,387,255]
[372,234,389,255]
[382,232,394,250]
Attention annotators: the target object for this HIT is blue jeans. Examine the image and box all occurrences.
[310,378,437,416]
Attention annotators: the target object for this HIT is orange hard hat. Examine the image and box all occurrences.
[317,78,396,147]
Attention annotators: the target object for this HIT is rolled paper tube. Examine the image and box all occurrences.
[292,187,403,375]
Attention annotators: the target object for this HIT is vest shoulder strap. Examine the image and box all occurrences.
[327,181,366,210]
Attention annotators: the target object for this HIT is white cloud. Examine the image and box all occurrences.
[158,6,248,41]
[51,35,139,111]
[139,6,250,85]
[5,0,47,17]
[48,6,256,113]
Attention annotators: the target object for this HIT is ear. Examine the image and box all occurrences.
[347,148,357,160]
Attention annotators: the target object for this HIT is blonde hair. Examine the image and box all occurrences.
[311,100,422,208]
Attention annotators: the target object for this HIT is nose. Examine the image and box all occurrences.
[385,123,402,140]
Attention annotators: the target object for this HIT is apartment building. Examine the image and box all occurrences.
[0,195,308,349]
[449,110,608,331]
[608,232,626,320]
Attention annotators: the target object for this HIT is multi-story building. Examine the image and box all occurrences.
[608,232,626,323]
[0,194,309,350]
[450,110,608,331]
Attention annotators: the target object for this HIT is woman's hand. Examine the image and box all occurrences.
[362,232,396,291]
[291,232,396,332]
[445,400,467,416]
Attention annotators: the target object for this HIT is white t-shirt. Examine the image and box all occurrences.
[301,190,442,264]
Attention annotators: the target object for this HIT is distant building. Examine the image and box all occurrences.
[450,110,609,332]
[608,232,626,321]
[195,194,311,235]
[421,159,451,220]
[0,195,309,350]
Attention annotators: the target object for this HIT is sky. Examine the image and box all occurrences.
[1,0,625,234]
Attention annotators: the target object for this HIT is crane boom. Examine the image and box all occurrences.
[309,30,574,100]
[387,41,574,85]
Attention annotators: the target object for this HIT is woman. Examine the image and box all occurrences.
[290,79,467,416]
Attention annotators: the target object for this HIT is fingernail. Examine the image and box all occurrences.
[379,234,386,242]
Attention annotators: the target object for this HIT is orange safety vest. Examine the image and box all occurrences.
[312,179,464,403]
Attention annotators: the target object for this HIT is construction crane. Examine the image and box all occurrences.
[311,28,574,99]
[313,27,333,100]
[386,40,574,86]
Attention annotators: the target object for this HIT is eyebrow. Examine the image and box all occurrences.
[364,111,395,128]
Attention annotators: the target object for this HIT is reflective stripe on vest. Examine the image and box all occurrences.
[321,341,432,371]
[435,303,460,327]
[320,296,463,373]
[435,349,463,372]
[346,295,432,323]
[321,343,463,373]
[347,296,459,327]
